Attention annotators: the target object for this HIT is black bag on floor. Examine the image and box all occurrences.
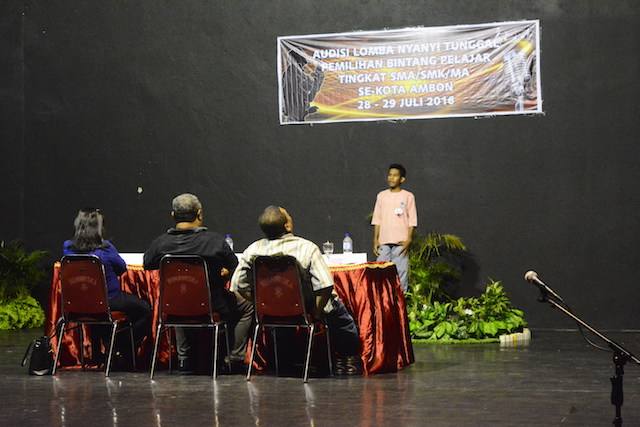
[22,336,54,375]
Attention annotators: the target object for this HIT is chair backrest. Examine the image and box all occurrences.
[253,255,310,322]
[158,255,213,322]
[59,255,111,322]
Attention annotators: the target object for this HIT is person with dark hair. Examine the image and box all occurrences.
[143,193,253,374]
[63,208,152,366]
[231,205,362,375]
[371,163,418,292]
[258,205,288,239]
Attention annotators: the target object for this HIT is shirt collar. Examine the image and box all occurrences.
[269,232,294,240]
[167,226,208,235]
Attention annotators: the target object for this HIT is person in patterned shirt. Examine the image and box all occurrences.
[231,206,361,375]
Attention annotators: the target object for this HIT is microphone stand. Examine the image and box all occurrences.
[535,285,640,427]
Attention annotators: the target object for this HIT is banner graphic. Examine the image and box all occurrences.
[278,21,542,124]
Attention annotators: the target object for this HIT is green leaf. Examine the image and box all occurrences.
[481,322,499,336]
[434,322,448,338]
[0,295,45,330]
[0,241,48,302]
[421,319,436,329]
[446,321,458,335]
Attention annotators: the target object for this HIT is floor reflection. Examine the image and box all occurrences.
[5,330,640,426]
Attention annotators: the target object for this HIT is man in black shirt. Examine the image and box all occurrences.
[144,193,253,373]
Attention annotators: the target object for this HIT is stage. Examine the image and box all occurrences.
[3,329,640,426]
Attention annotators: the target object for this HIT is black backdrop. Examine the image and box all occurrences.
[2,1,640,329]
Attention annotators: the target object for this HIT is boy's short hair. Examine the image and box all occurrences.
[388,163,407,178]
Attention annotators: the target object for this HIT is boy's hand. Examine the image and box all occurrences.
[373,240,380,257]
[400,240,412,255]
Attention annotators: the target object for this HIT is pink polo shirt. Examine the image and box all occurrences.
[371,189,418,245]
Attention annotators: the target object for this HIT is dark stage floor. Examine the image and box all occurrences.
[2,329,640,426]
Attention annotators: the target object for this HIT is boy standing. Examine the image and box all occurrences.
[371,164,417,292]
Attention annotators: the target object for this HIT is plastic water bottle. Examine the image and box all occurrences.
[224,234,234,251]
[342,233,353,253]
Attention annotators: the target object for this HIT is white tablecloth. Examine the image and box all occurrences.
[322,252,367,265]
[120,252,368,267]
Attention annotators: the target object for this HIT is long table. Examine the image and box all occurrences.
[46,262,413,375]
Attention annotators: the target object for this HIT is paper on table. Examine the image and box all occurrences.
[322,253,367,266]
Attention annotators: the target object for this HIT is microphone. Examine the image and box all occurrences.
[503,48,531,112]
[524,270,565,303]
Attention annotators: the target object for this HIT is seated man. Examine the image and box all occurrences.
[143,193,253,374]
[230,205,361,375]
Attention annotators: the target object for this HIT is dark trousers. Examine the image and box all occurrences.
[326,299,360,357]
[91,292,152,357]
[268,298,360,360]
[175,291,254,363]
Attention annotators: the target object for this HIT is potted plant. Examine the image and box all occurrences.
[0,241,47,330]
[407,233,526,342]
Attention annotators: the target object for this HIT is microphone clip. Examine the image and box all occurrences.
[536,284,550,303]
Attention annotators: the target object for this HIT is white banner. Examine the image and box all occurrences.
[278,21,542,124]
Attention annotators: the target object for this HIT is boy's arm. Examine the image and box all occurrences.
[372,224,381,257]
[371,193,382,257]
[401,193,418,254]
[401,227,415,254]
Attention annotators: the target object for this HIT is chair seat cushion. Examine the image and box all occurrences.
[67,313,110,322]
[164,314,218,325]
[261,314,314,325]
[110,311,129,321]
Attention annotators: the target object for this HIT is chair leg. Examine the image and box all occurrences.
[150,323,163,380]
[272,328,279,377]
[52,320,65,375]
[324,324,333,376]
[303,324,315,383]
[246,323,260,381]
[167,327,173,374]
[129,324,136,371]
[223,323,231,372]
[212,325,220,379]
[105,321,118,377]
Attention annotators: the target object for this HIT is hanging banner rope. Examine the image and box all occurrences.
[277,20,542,125]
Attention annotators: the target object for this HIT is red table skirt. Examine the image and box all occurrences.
[46,262,414,375]
[331,263,414,374]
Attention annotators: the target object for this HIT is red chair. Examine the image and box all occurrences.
[53,255,136,377]
[149,255,230,379]
[246,255,332,383]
